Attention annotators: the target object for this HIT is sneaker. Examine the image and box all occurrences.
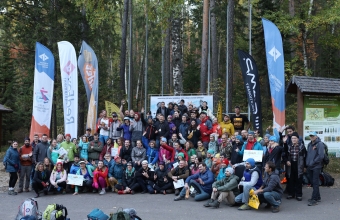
[296,197,302,201]
[118,190,125,195]
[8,190,17,195]
[99,189,106,195]
[209,200,220,208]
[204,199,214,207]
[308,200,318,206]
[34,193,39,198]
[174,196,185,201]
[238,204,251,210]
[272,206,280,213]
[308,199,321,203]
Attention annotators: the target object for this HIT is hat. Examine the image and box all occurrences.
[177,152,185,158]
[207,149,214,155]
[269,136,278,143]
[79,161,86,164]
[65,134,71,138]
[24,137,30,141]
[222,159,229,166]
[309,131,317,136]
[223,113,230,117]
[124,117,130,121]
[114,156,121,161]
[167,115,173,119]
[127,162,132,166]
[265,134,271,139]
[112,112,118,117]
[86,127,92,131]
[141,160,148,165]
[161,137,167,142]
[291,132,299,138]
[245,158,255,167]
[248,131,254,135]
[236,135,243,142]
[225,167,234,175]
[159,161,165,166]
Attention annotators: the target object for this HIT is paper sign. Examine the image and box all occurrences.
[58,148,68,156]
[111,148,118,157]
[173,162,179,168]
[243,150,263,162]
[173,179,184,189]
[67,174,84,186]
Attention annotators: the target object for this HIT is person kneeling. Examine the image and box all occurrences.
[253,161,283,213]
[32,162,51,198]
[174,162,214,201]
[49,162,67,194]
[147,161,173,194]
[204,167,239,208]
[73,160,95,195]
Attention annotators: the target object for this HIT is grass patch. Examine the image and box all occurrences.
[324,156,340,174]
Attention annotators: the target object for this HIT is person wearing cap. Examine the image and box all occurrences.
[220,114,235,136]
[205,167,239,208]
[284,132,306,201]
[131,140,146,170]
[49,162,67,194]
[263,136,284,174]
[178,99,188,115]
[230,106,250,131]
[109,112,122,142]
[78,136,90,161]
[147,161,172,194]
[174,162,214,201]
[117,117,132,141]
[60,134,78,173]
[135,160,154,193]
[234,158,263,210]
[18,137,33,193]
[73,160,95,195]
[198,111,213,149]
[189,110,201,125]
[84,128,94,142]
[216,158,230,181]
[154,114,170,149]
[108,156,126,192]
[253,161,283,213]
[88,133,103,164]
[305,131,324,206]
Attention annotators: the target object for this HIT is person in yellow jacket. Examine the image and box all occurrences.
[219,114,235,136]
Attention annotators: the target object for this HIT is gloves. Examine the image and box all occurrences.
[41,182,47,187]
[14,164,18,168]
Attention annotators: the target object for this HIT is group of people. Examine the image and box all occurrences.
[3,100,326,212]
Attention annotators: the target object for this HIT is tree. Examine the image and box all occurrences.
[119,0,129,100]
[200,0,209,93]
[226,0,235,113]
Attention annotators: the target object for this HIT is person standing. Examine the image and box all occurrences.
[4,141,20,195]
[33,134,49,164]
[109,112,122,142]
[88,133,103,164]
[18,137,33,193]
[306,131,324,206]
[198,111,213,149]
[219,114,235,136]
[156,102,169,119]
[130,112,143,148]
[84,128,94,142]
[98,110,110,144]
[154,114,170,149]
[60,134,78,173]
[230,106,250,132]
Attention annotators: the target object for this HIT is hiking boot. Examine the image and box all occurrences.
[175,189,180,196]
[8,190,17,195]
[272,206,280,213]
[99,189,106,195]
[209,200,220,208]
[17,189,23,193]
[308,200,318,206]
[174,196,185,201]
[204,199,214,207]
[238,204,250,210]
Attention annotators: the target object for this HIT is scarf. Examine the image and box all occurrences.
[126,167,135,176]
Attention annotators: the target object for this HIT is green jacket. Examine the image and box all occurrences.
[212,174,239,195]
[60,141,77,161]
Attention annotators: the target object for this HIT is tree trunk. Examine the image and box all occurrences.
[200,0,209,93]
[164,26,171,94]
[119,0,129,99]
[128,0,133,110]
[289,0,295,58]
[302,0,313,75]
[227,0,235,113]
[210,0,218,81]
[171,18,183,96]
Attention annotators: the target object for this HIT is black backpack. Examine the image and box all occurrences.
[319,171,334,186]
[322,142,330,166]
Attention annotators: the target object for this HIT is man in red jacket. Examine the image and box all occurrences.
[160,138,188,168]
[18,137,33,193]
[198,112,213,149]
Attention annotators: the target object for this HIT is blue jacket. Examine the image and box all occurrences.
[186,169,214,194]
[238,141,263,155]
[108,163,125,183]
[70,163,80,175]
[4,146,20,172]
[178,122,189,139]
[117,124,132,141]
[142,136,159,165]
[104,159,115,170]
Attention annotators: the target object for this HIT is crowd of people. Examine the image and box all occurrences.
[3,100,326,213]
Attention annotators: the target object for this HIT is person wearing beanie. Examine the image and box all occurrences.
[108,156,126,193]
[216,158,229,181]
[205,167,240,208]
[147,161,172,194]
[253,161,283,213]
[284,131,306,202]
[230,135,244,166]
[234,157,263,210]
[18,137,33,193]
[205,149,214,169]
[59,133,77,173]
[236,131,263,170]
[264,136,284,174]
[208,135,219,156]
[118,162,139,194]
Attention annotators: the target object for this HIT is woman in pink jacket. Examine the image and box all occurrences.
[49,162,67,194]
[92,160,108,195]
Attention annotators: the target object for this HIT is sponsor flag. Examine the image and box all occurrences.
[217,101,222,123]
[58,41,78,138]
[237,50,263,134]
[29,42,55,140]
[78,41,99,134]
[105,101,122,121]
[262,18,286,135]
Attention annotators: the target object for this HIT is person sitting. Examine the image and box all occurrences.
[117,161,139,194]
[131,140,146,170]
[216,159,229,181]
[135,160,154,194]
[32,162,51,198]
[204,167,239,208]
[49,162,67,194]
[147,161,173,194]
[73,160,95,195]
[184,141,196,158]
[92,160,108,195]
[161,138,189,163]
[230,135,244,166]
[204,150,214,169]
[234,158,263,210]
[190,156,201,175]
[253,161,283,213]
[142,136,159,167]
[208,135,219,155]
[99,138,114,160]
[236,132,263,170]
[108,156,125,192]
[120,139,133,163]
[168,160,190,195]
[174,162,214,201]
[69,154,81,175]
[103,153,115,170]
[196,141,207,160]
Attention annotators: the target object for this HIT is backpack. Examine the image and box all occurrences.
[42,204,68,220]
[322,142,330,166]
[87,208,109,220]
[16,198,41,220]
[122,208,142,220]
[110,208,130,220]
[319,171,335,186]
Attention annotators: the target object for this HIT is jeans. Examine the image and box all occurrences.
[308,167,321,201]
[179,180,211,201]
[19,165,31,190]
[99,135,109,146]
[258,191,282,207]
[234,184,256,204]
[155,139,161,150]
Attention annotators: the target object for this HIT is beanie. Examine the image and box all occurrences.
[225,167,234,175]
[245,158,255,167]
[236,135,243,142]
[291,132,299,139]
[177,152,185,158]
[269,136,278,143]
